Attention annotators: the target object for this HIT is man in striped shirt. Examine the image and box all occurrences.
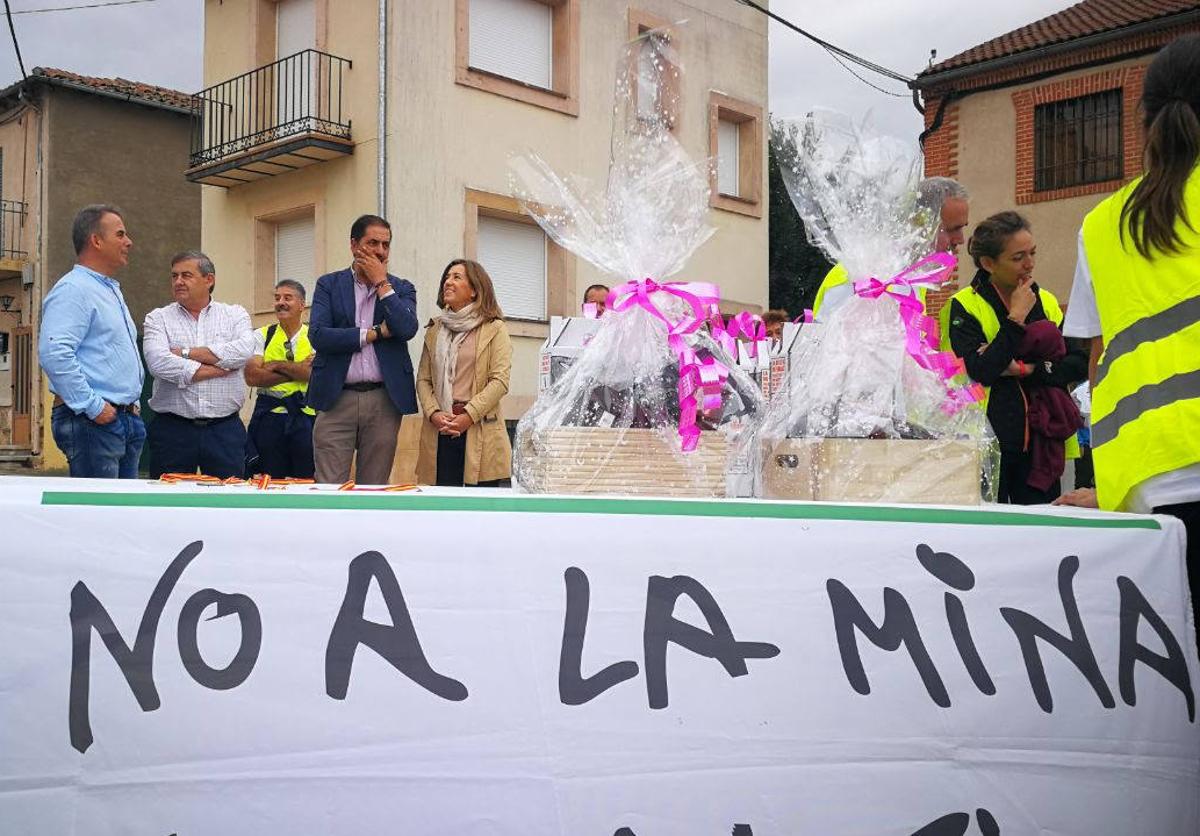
[142,251,256,478]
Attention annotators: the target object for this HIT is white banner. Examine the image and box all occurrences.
[1,477,1197,835]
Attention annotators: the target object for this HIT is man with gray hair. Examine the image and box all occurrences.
[39,204,145,478]
[811,176,970,319]
[142,250,255,478]
[243,279,316,478]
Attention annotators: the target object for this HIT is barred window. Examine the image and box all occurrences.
[1033,89,1123,192]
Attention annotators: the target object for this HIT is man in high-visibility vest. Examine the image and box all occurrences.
[244,279,316,478]
[810,176,970,319]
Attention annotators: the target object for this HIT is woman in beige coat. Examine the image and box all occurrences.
[416,259,513,486]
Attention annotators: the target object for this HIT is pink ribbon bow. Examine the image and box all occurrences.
[852,252,984,415]
[708,308,770,361]
[607,278,728,452]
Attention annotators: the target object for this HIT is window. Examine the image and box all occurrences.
[717,118,740,196]
[708,92,763,217]
[464,189,574,332]
[275,214,316,301]
[455,0,580,116]
[478,215,547,320]
[1034,89,1123,192]
[254,0,326,67]
[276,0,315,60]
[254,202,322,314]
[628,10,678,130]
[470,0,552,89]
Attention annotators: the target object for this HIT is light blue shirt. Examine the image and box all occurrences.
[39,264,144,419]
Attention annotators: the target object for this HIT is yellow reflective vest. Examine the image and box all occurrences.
[259,323,315,416]
[1081,172,1200,511]
[812,263,928,319]
[939,282,1080,460]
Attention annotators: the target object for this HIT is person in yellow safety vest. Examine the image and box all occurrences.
[940,211,1088,505]
[1055,34,1200,647]
[810,176,971,319]
[243,279,316,478]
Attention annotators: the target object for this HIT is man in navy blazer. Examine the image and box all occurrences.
[308,214,419,484]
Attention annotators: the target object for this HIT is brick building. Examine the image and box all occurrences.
[912,0,1200,315]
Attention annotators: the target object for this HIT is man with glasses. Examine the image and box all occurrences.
[243,279,316,478]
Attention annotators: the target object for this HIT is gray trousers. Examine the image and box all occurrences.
[313,387,402,485]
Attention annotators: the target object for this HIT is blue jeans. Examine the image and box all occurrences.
[51,404,146,479]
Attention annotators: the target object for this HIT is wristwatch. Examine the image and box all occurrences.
[372,324,383,340]
[181,347,191,359]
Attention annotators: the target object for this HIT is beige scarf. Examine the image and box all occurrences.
[433,303,484,413]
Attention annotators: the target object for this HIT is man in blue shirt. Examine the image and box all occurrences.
[39,204,146,478]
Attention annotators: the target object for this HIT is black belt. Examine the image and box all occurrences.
[343,381,383,392]
[52,395,138,412]
[162,411,238,427]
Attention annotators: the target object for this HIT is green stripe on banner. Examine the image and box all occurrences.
[40,491,1161,529]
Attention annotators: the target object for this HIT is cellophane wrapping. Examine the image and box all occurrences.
[748,113,999,504]
[509,32,765,497]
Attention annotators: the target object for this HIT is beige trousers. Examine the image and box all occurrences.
[313,387,402,485]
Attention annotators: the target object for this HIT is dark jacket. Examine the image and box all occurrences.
[946,270,1087,455]
[307,268,420,414]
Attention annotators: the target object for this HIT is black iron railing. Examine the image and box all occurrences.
[189,50,352,169]
[0,199,27,260]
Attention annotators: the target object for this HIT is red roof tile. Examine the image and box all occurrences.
[30,67,193,112]
[919,0,1200,77]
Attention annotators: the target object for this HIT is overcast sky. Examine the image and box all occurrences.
[1,0,1078,141]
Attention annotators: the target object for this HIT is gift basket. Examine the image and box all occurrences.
[510,31,765,497]
[749,113,998,504]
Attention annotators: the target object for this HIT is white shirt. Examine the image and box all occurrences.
[143,300,256,419]
[1064,228,1200,512]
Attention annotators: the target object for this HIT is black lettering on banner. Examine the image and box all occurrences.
[1116,576,1195,722]
[559,567,639,705]
[915,544,996,696]
[325,551,468,702]
[68,541,205,754]
[1000,556,1115,713]
[827,580,950,707]
[911,809,999,835]
[176,589,263,690]
[643,575,780,710]
[613,825,754,835]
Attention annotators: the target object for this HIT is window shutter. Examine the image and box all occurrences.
[276,0,316,60]
[275,215,316,302]
[477,215,546,320]
[469,0,553,90]
[717,118,740,196]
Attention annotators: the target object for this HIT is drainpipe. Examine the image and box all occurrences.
[377,0,388,217]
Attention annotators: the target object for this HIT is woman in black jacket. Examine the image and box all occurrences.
[943,211,1088,504]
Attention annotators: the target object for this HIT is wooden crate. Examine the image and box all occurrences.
[519,427,728,497]
[763,437,981,505]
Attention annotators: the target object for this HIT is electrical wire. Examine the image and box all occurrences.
[11,0,156,14]
[824,50,909,98]
[3,0,28,81]
[735,0,914,91]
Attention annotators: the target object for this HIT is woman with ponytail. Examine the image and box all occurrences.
[1057,34,1200,645]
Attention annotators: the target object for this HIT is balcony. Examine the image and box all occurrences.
[186,50,353,187]
[0,199,28,279]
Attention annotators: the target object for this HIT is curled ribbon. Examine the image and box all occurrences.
[852,252,984,415]
[606,278,728,452]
